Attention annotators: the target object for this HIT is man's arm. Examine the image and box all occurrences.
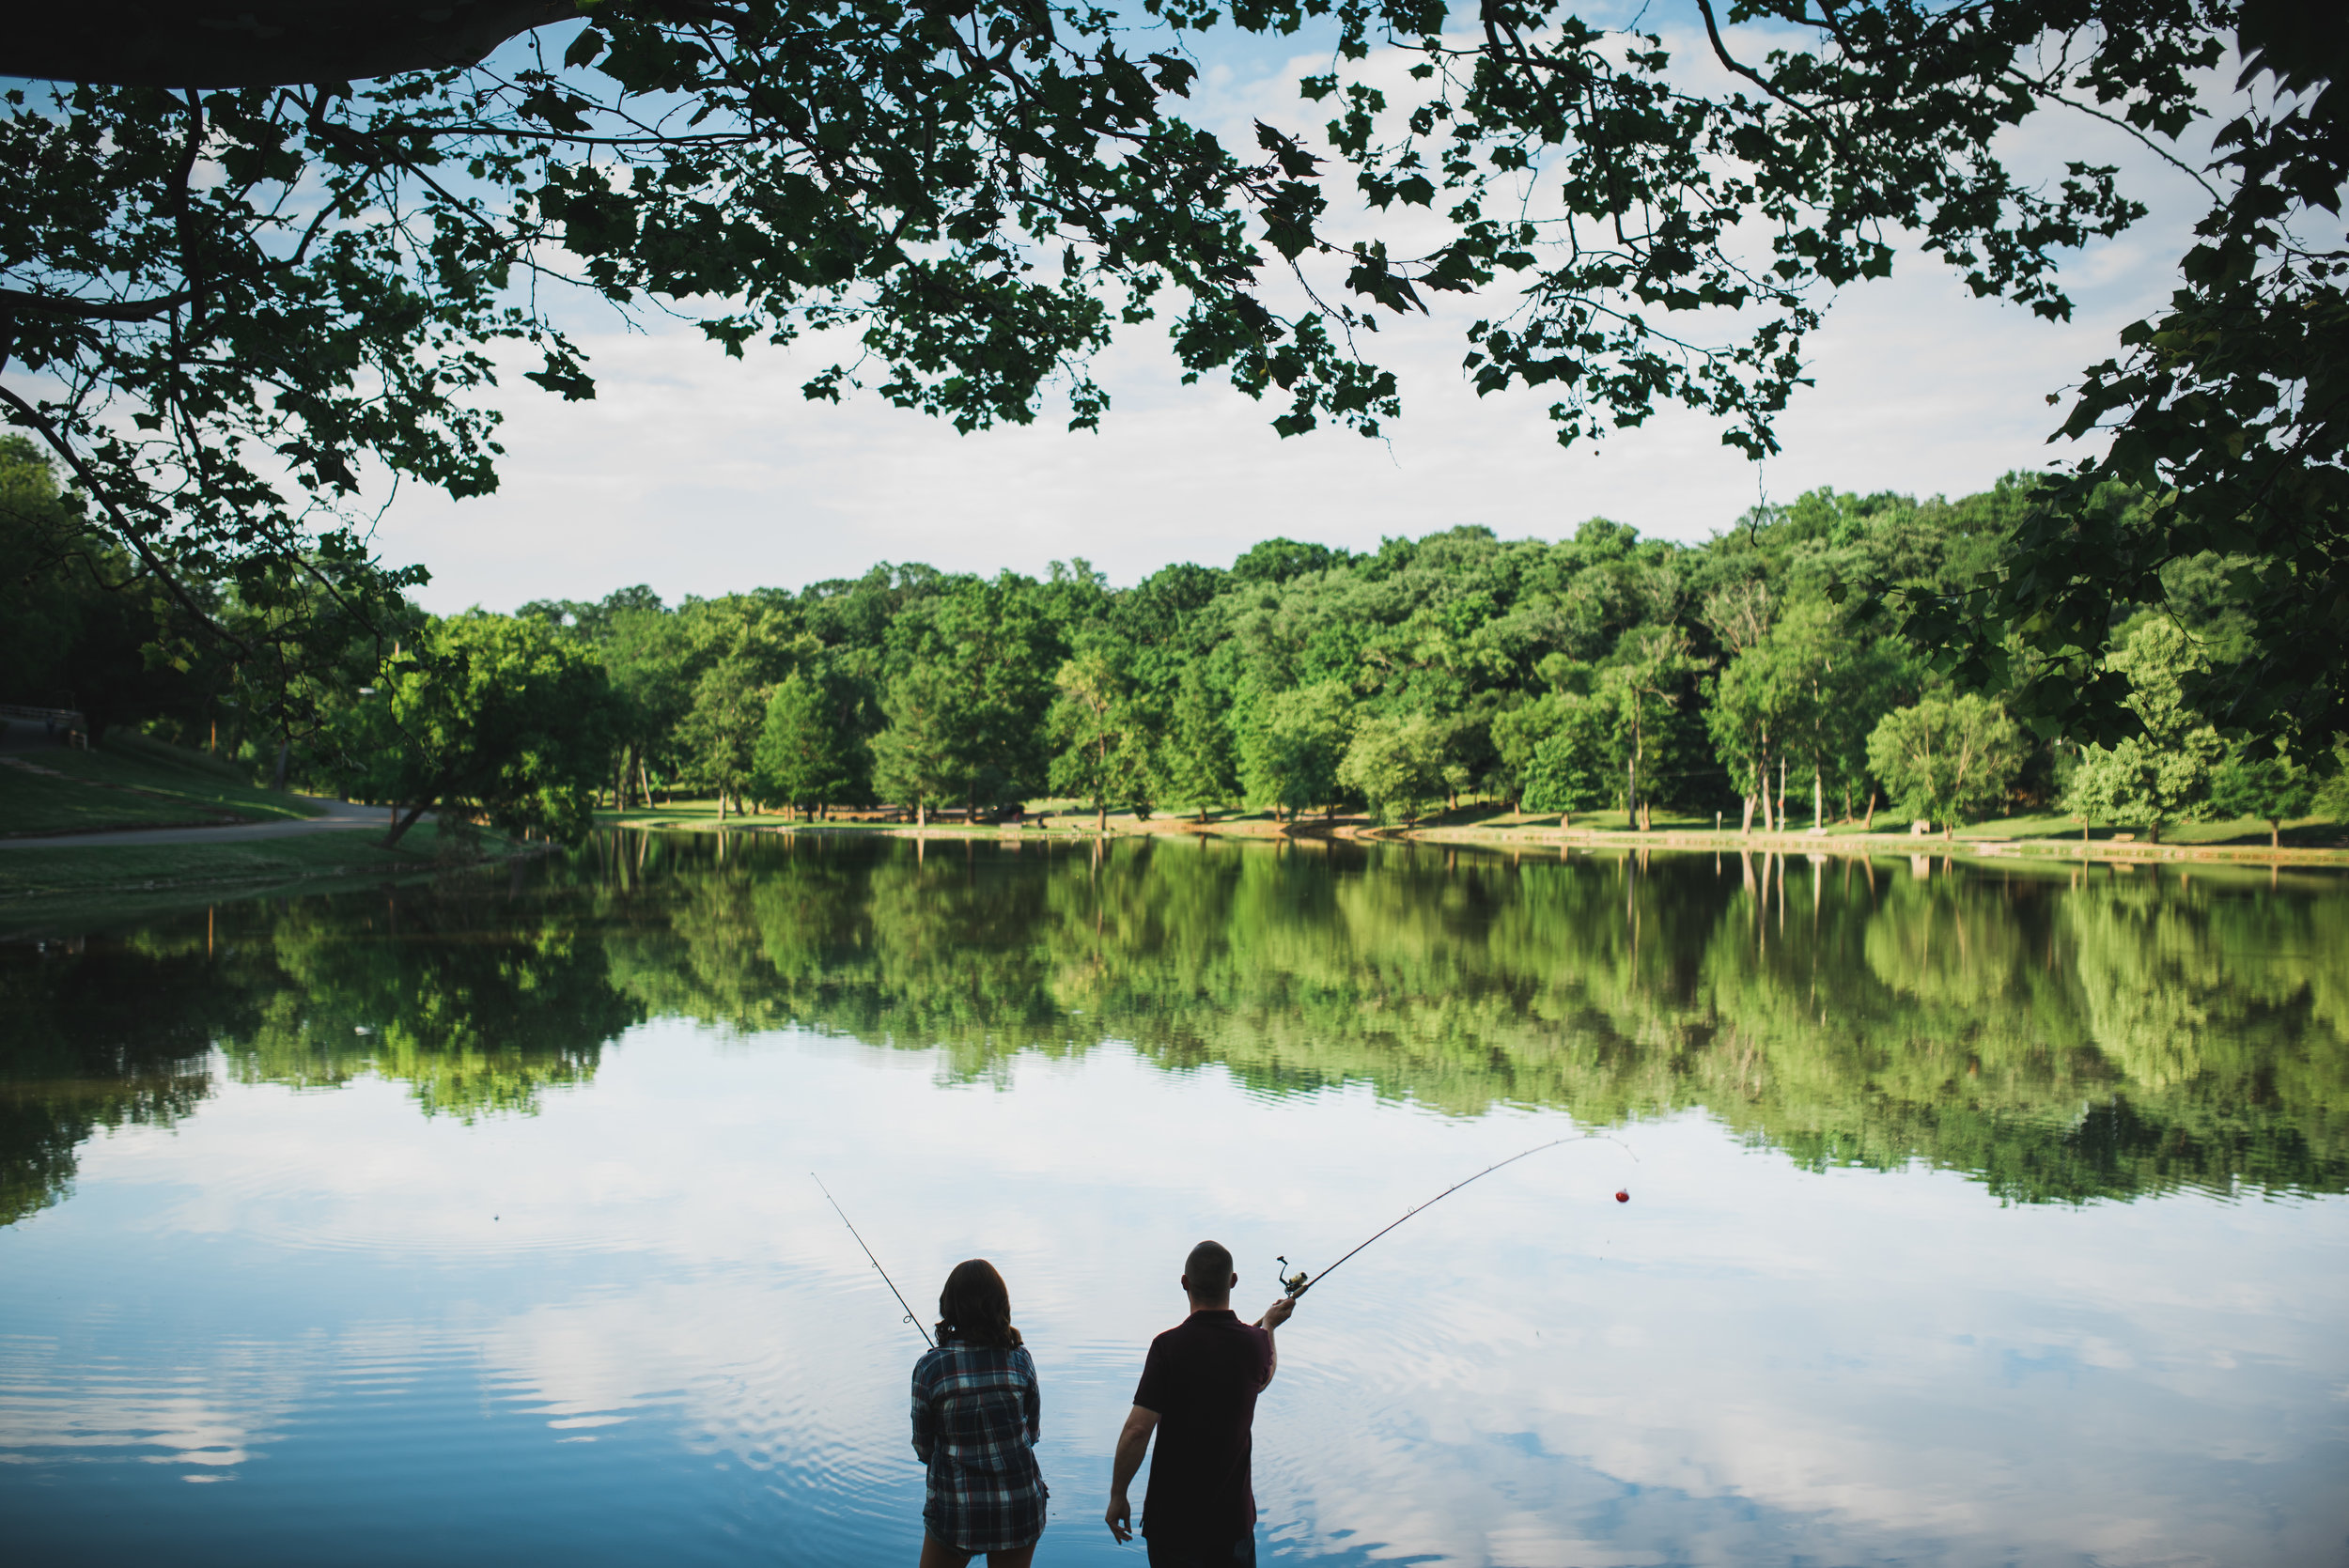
[1104,1405,1159,1544]
[1253,1295,1296,1388]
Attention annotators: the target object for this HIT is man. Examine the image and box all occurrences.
[1104,1240,1298,1567]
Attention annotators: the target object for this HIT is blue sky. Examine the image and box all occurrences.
[374,6,2225,613]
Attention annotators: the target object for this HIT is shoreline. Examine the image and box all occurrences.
[630,813,2349,868]
[0,824,546,935]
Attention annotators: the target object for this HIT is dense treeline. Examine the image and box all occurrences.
[6,428,2340,845]
[509,475,2341,842]
[7,835,2343,1223]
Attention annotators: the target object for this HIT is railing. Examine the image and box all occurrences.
[0,703,87,726]
[0,703,89,747]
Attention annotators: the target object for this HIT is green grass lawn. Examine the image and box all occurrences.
[1422,800,2341,846]
[1,732,324,837]
[0,821,513,932]
[599,799,1084,831]
[593,794,2343,851]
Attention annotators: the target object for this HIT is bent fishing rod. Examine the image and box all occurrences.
[813,1173,934,1348]
[1277,1131,1636,1301]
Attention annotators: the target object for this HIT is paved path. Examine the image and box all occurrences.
[0,796,404,850]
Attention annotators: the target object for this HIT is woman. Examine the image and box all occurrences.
[911,1259,1048,1567]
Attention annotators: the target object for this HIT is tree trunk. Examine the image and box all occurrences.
[1864,790,1876,832]
[381,798,433,850]
[718,788,728,822]
[2270,820,2280,848]
[272,737,290,792]
[1776,754,1787,834]
[1812,768,1823,831]
[1097,800,1107,834]
[2148,822,2161,845]
[1741,794,1755,832]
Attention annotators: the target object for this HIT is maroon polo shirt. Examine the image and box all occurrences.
[1134,1308,1273,1548]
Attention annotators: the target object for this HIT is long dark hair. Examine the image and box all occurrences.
[936,1258,1022,1350]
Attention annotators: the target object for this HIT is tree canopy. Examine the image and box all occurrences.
[5,2,2340,746]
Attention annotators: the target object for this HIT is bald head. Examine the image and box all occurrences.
[1182,1239,1235,1308]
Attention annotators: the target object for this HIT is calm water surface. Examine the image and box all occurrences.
[3,834,2345,1567]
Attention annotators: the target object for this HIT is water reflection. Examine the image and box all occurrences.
[1,836,2345,1567]
[5,835,2345,1224]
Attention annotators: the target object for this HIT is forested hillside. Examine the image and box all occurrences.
[509,476,2335,841]
[7,420,2336,844]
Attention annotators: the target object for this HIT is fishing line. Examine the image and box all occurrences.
[813,1172,934,1348]
[1279,1131,1639,1300]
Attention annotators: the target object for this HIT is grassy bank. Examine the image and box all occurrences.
[0,732,324,837]
[0,822,524,935]
[598,796,2349,864]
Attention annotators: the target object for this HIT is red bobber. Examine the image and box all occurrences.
[1614,1188,1629,1203]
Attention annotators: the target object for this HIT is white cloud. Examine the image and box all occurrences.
[12,1024,2347,1565]
[363,23,2226,613]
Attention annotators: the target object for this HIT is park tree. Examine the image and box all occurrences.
[677,655,771,820]
[1517,699,1615,825]
[753,670,856,819]
[0,435,88,701]
[1336,713,1448,824]
[2062,619,2225,844]
[348,611,617,848]
[1601,628,1700,831]
[1865,695,2029,839]
[2319,740,2349,826]
[1048,648,1149,831]
[1709,596,1912,832]
[888,576,1058,817]
[870,664,964,829]
[10,2,2333,755]
[1159,664,1240,822]
[1706,638,1804,832]
[597,601,692,807]
[666,597,814,816]
[2209,739,2319,848]
[1889,5,2349,748]
[1237,679,1354,822]
[0,434,266,751]
[1774,604,1909,831]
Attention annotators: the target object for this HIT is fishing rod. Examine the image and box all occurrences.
[813,1173,934,1348]
[1277,1132,1636,1300]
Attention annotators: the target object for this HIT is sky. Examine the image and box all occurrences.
[371,9,2225,615]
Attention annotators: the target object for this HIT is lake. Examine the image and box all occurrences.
[3,832,2344,1567]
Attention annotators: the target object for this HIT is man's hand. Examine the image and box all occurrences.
[1261,1295,1296,1329]
[1108,1404,1158,1543]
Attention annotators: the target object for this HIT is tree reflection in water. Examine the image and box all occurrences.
[3,833,2342,1225]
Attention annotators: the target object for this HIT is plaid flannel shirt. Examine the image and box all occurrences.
[910,1341,1047,1553]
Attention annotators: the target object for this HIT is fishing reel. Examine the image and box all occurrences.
[1276,1254,1311,1298]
